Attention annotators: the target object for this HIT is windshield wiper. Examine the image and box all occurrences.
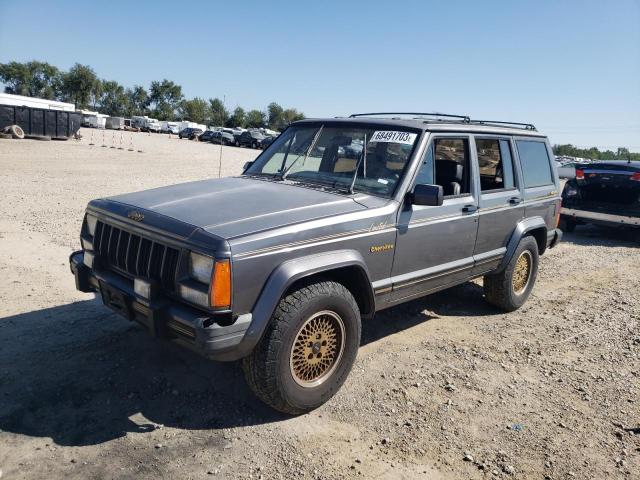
[278,126,324,181]
[348,134,367,194]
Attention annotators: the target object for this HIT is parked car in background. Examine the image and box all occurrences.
[179,127,203,140]
[560,161,640,232]
[260,136,276,149]
[199,130,217,142]
[238,130,266,148]
[209,131,235,145]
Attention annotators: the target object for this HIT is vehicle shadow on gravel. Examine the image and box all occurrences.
[0,281,497,447]
[0,299,288,447]
[362,281,497,345]
[561,226,639,247]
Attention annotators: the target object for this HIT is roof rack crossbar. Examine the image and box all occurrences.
[349,112,470,122]
[471,120,537,131]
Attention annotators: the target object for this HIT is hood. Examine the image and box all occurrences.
[106,177,367,239]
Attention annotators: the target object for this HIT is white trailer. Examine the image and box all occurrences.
[0,92,75,111]
[106,116,125,130]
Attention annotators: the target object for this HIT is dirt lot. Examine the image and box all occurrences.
[0,130,638,480]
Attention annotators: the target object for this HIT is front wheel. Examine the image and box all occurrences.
[483,236,539,312]
[242,280,361,414]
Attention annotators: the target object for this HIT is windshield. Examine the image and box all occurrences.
[245,124,420,197]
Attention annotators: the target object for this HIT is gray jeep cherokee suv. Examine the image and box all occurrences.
[70,112,562,413]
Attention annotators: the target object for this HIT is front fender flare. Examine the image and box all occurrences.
[239,250,374,357]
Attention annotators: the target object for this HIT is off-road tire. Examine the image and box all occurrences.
[484,235,539,312]
[560,216,576,233]
[242,280,361,414]
[9,125,25,139]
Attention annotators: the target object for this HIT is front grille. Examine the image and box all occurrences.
[93,220,180,291]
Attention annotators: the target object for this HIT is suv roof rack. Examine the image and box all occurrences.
[347,112,537,131]
[469,120,537,131]
[349,112,471,122]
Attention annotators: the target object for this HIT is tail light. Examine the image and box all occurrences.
[630,172,640,182]
[555,200,562,228]
[575,168,585,180]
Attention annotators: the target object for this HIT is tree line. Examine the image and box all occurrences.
[0,60,305,130]
[553,144,639,162]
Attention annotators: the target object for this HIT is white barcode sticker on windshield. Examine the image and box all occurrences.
[370,131,417,145]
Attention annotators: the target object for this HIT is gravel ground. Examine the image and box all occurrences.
[0,130,638,479]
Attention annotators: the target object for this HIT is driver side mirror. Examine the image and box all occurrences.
[243,161,254,172]
[411,184,443,206]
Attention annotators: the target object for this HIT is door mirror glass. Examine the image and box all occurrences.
[412,184,443,206]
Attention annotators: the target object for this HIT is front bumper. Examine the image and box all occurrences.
[561,207,640,227]
[69,251,252,361]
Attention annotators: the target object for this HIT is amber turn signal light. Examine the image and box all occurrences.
[210,259,231,309]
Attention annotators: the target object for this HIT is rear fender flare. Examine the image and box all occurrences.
[241,250,374,352]
[495,217,547,273]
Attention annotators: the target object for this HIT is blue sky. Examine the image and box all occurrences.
[1,0,638,150]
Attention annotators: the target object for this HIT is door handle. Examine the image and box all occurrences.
[509,197,523,205]
[462,204,478,213]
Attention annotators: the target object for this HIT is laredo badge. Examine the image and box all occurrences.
[370,243,394,253]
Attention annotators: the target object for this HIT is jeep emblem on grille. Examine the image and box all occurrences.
[128,211,144,222]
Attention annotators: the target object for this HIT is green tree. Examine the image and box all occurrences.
[0,60,62,99]
[61,63,99,109]
[149,79,183,120]
[208,98,228,127]
[180,97,208,124]
[282,108,305,125]
[245,109,266,128]
[126,85,149,116]
[267,102,285,130]
[99,80,129,117]
[227,107,246,128]
[90,79,103,110]
[553,144,640,162]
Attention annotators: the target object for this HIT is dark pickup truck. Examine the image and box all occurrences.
[561,161,640,231]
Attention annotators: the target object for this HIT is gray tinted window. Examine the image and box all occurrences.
[516,140,553,188]
[476,138,515,191]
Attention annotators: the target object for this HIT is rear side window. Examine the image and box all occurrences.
[516,140,553,188]
[475,138,515,191]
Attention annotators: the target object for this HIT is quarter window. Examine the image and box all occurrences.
[516,140,554,188]
[475,138,515,191]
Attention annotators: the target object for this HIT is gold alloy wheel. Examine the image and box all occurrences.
[512,250,533,295]
[290,310,345,388]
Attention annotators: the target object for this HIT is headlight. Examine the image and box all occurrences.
[86,214,98,236]
[189,252,214,284]
[565,187,578,197]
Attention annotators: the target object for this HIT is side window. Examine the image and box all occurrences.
[475,138,516,192]
[434,138,470,197]
[516,140,553,188]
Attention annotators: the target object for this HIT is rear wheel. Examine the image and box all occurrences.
[242,280,361,414]
[484,236,539,312]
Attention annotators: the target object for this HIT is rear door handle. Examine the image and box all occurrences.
[509,197,523,205]
[462,204,478,213]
